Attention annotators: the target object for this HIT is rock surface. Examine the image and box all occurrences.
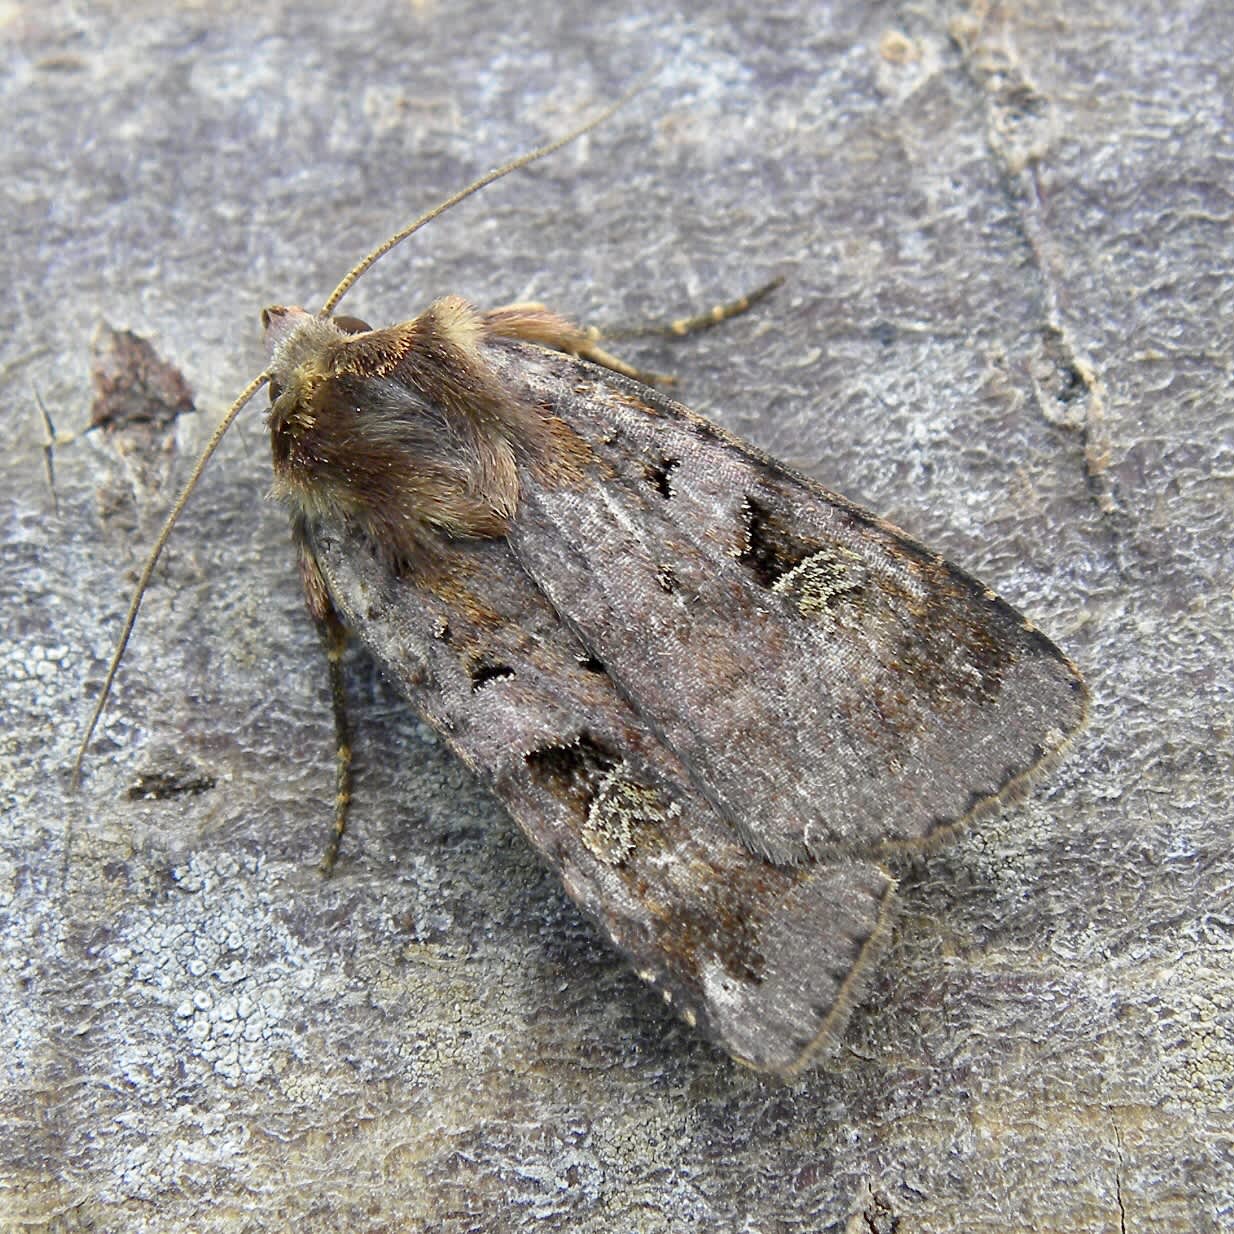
[2,2,1230,1230]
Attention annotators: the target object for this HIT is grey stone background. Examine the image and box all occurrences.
[2,1,1231,1230]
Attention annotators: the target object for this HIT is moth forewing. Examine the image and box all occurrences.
[81,96,1088,1075]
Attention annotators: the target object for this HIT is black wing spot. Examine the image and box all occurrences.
[737,497,817,587]
[525,733,617,810]
[737,498,869,620]
[643,455,680,498]
[469,661,515,691]
[577,655,607,674]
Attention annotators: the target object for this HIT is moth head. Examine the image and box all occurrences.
[260,306,352,406]
[259,305,381,432]
[262,305,372,353]
[73,89,638,789]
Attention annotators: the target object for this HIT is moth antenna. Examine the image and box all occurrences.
[320,81,648,317]
[72,369,272,788]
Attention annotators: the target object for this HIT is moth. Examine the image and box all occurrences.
[78,97,1088,1077]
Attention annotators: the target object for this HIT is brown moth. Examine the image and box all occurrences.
[79,98,1088,1077]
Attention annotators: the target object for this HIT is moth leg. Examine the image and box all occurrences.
[295,517,353,875]
[319,610,353,875]
[483,277,782,385]
[600,275,784,342]
[483,303,675,385]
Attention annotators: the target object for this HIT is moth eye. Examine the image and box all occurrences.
[332,315,372,335]
[268,379,283,404]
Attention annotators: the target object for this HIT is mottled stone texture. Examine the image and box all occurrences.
[2,1,1230,1231]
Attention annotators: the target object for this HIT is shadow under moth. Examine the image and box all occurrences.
[78,95,1088,1077]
